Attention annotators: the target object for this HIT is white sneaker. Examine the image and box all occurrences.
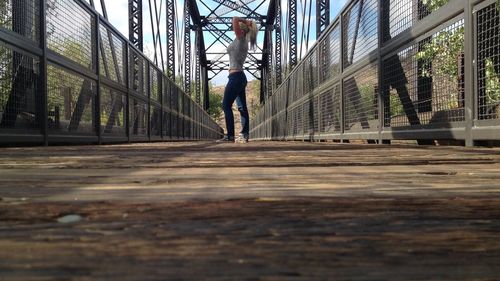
[235,134,249,143]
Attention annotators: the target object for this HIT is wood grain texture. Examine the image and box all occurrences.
[1,141,500,280]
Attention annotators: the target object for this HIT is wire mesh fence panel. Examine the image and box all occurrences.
[184,117,190,139]
[477,3,500,120]
[171,112,179,138]
[150,104,161,138]
[310,51,319,92]
[292,72,301,102]
[313,95,320,134]
[99,25,125,84]
[129,96,148,137]
[149,66,160,102]
[129,50,147,97]
[276,112,286,138]
[292,105,302,136]
[250,0,500,143]
[162,109,171,138]
[386,0,414,40]
[0,0,223,144]
[342,0,378,68]
[171,86,179,113]
[384,20,465,127]
[385,0,447,42]
[100,85,126,136]
[47,0,94,69]
[344,64,379,132]
[0,0,40,43]
[47,64,96,135]
[325,24,341,81]
[0,45,41,133]
[303,99,311,134]
[319,85,341,134]
[184,95,190,117]
[178,93,184,116]
[163,77,171,111]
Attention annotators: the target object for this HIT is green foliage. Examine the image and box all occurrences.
[421,0,449,11]
[249,80,261,118]
[0,45,12,111]
[486,59,500,105]
[358,84,377,119]
[0,1,11,28]
[415,27,465,79]
[389,92,405,117]
[208,90,223,120]
[418,0,500,112]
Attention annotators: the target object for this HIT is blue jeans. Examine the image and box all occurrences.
[222,72,249,138]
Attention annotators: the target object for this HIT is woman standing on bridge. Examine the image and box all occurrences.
[218,17,258,143]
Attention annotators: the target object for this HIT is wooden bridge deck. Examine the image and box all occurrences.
[1,141,500,280]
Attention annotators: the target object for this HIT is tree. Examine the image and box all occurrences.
[208,90,223,120]
[416,0,500,114]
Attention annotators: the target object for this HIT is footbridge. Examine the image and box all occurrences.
[1,0,500,280]
[1,0,499,145]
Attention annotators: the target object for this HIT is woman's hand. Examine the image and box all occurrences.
[232,17,248,39]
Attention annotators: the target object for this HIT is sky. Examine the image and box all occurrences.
[90,0,349,85]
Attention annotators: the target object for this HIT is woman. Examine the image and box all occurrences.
[218,17,258,143]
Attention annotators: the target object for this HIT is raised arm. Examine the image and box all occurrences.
[232,17,248,39]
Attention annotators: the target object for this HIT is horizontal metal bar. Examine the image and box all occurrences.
[47,50,98,81]
[100,77,128,93]
[472,125,500,140]
[342,131,380,140]
[0,29,43,56]
[0,134,45,144]
[381,127,467,140]
[129,136,150,142]
[48,135,99,144]
[341,55,378,79]
[100,136,129,143]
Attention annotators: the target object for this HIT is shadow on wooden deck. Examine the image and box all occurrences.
[1,141,500,280]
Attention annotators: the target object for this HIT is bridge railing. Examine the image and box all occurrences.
[0,0,223,145]
[252,0,500,145]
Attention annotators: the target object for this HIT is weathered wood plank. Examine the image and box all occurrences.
[0,142,500,280]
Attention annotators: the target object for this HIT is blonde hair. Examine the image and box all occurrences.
[246,21,258,50]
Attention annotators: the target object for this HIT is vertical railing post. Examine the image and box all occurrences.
[464,0,475,147]
[95,16,102,144]
[340,11,346,143]
[377,0,386,145]
[146,61,151,141]
[40,0,48,146]
[125,44,130,142]
[159,70,163,140]
[203,67,209,110]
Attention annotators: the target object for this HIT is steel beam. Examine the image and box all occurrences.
[195,33,201,105]
[316,0,330,38]
[289,0,297,68]
[185,0,191,96]
[275,0,282,86]
[210,0,261,18]
[128,0,143,51]
[166,0,175,79]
